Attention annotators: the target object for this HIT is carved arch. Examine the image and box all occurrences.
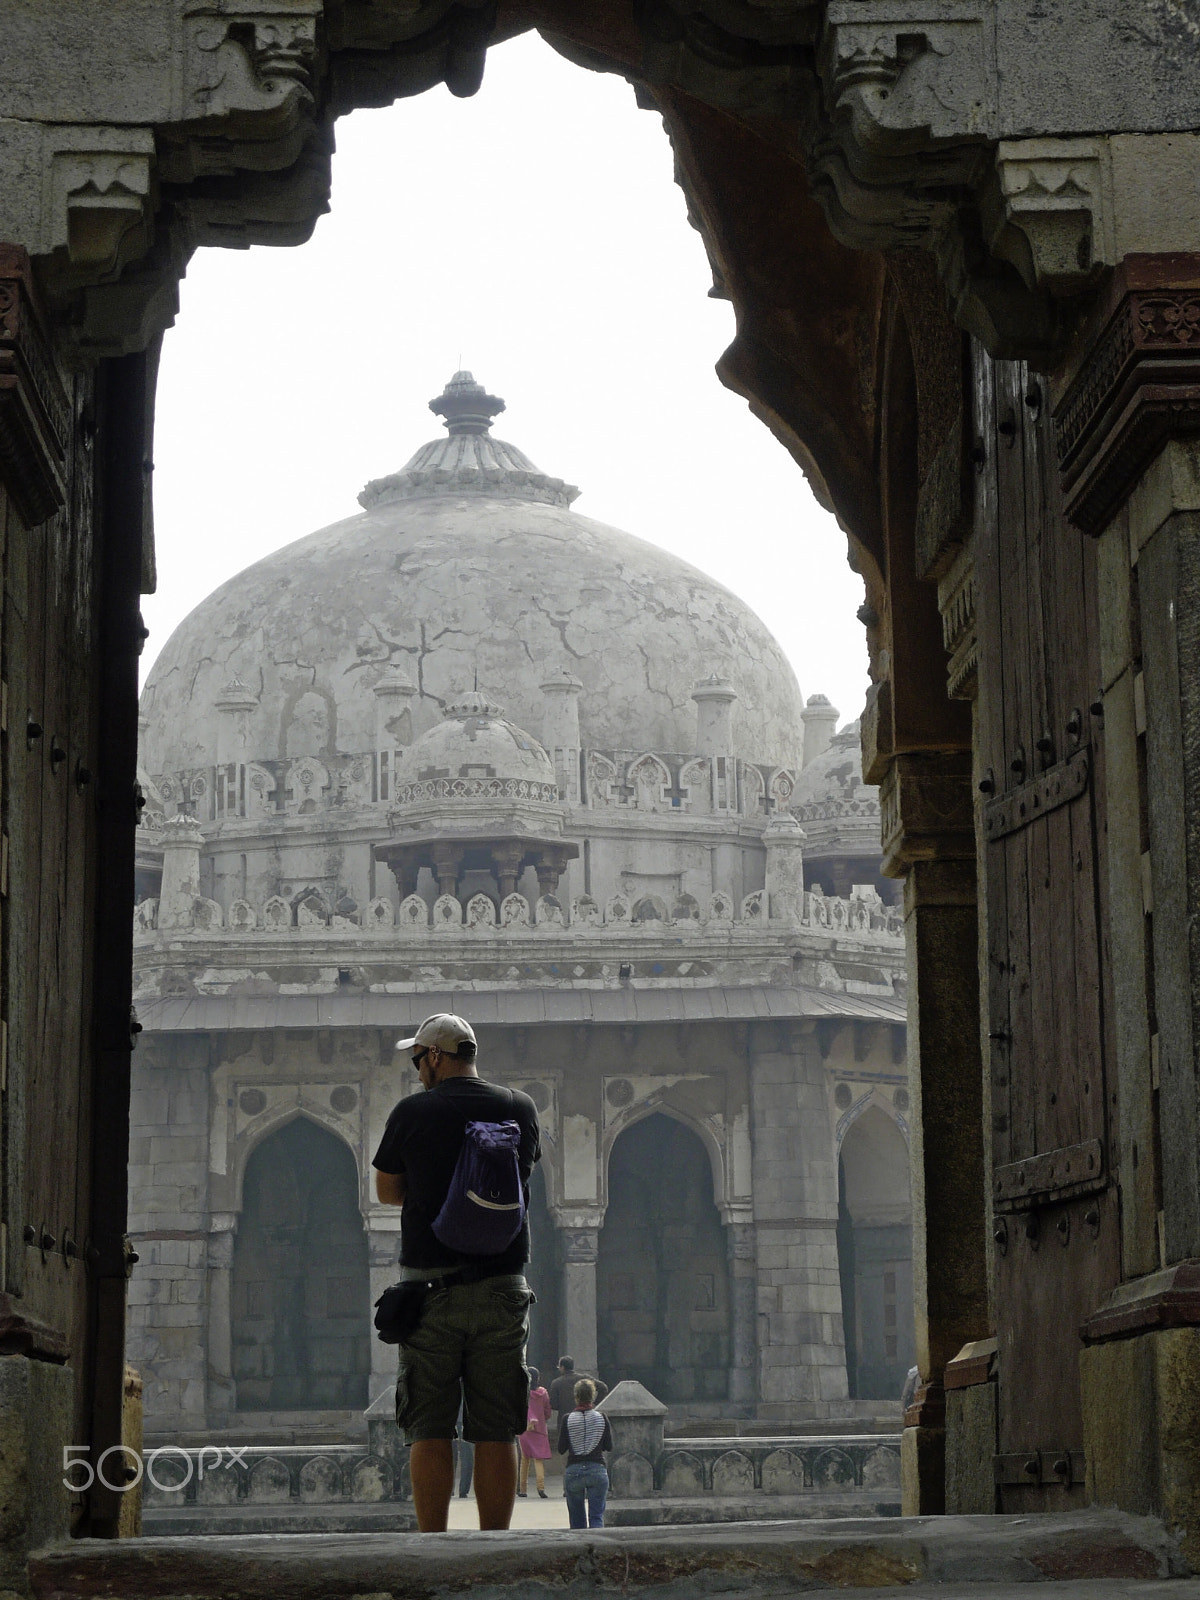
[229,1105,364,1215]
[600,1101,727,1217]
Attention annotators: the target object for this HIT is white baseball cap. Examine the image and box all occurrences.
[396,1013,477,1055]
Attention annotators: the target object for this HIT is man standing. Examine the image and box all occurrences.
[373,1014,540,1532]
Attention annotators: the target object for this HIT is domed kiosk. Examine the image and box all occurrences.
[129,377,912,1466]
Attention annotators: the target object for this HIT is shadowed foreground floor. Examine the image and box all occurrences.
[27,1510,1200,1599]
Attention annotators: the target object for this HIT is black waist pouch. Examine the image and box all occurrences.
[374,1281,429,1345]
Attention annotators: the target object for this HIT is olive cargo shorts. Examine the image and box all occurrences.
[395,1274,533,1444]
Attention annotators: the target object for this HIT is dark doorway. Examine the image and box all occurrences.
[837,1106,914,1400]
[232,1116,371,1411]
[597,1113,730,1402]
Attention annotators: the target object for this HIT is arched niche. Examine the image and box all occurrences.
[601,1101,726,1217]
[231,1115,370,1412]
[597,1111,730,1403]
[837,1103,914,1402]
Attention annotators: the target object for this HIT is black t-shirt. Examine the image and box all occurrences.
[372,1077,541,1271]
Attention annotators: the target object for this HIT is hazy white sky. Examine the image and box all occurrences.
[147,31,869,726]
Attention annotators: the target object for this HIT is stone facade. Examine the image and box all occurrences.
[128,377,913,1435]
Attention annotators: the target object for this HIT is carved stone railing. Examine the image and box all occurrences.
[634,1434,902,1499]
[139,1444,409,1513]
[132,886,904,941]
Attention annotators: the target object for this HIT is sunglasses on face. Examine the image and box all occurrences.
[412,1048,431,1070]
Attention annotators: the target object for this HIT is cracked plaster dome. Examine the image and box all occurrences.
[140,373,806,773]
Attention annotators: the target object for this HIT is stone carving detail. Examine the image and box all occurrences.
[286,757,330,815]
[562,1228,600,1264]
[397,893,428,929]
[586,752,618,806]
[627,753,672,812]
[605,894,631,924]
[432,893,462,930]
[708,891,734,921]
[466,892,496,928]
[193,896,223,930]
[632,895,669,925]
[38,128,157,276]
[1057,273,1200,535]
[295,891,329,926]
[672,893,701,923]
[741,890,764,921]
[680,758,710,813]
[768,769,796,811]
[393,776,559,806]
[500,893,530,928]
[244,763,276,817]
[985,139,1107,296]
[572,894,601,926]
[262,895,290,929]
[536,895,565,928]
[133,898,158,932]
[366,896,394,929]
[742,764,765,814]
[228,898,256,930]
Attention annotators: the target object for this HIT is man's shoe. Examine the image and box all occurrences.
[538,1490,548,1499]
[517,1491,526,1497]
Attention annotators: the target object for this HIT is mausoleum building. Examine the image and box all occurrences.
[128,374,911,1436]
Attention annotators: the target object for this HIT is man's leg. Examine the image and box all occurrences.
[474,1441,518,1529]
[409,1439,455,1532]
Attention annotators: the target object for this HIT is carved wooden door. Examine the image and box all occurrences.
[974,352,1121,1509]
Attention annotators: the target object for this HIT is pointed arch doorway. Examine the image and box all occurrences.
[837,1104,914,1400]
[231,1116,371,1411]
[597,1112,731,1403]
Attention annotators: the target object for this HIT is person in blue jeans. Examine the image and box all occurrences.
[556,1379,613,1529]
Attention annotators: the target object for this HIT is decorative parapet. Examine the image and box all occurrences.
[391,776,560,808]
[133,884,902,940]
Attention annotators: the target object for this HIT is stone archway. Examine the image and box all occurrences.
[231,1115,370,1412]
[837,1105,913,1401]
[597,1112,730,1405]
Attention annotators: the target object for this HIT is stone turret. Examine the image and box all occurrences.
[214,677,258,766]
[764,812,806,923]
[691,675,737,756]
[801,693,839,768]
[157,816,205,931]
[541,670,583,804]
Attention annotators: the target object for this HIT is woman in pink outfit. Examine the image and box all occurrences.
[517,1366,553,1498]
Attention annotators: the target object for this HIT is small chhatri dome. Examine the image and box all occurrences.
[391,694,558,800]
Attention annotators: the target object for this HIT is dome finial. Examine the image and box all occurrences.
[429,371,506,436]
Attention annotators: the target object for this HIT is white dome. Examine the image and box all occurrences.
[140,375,805,774]
[392,693,557,795]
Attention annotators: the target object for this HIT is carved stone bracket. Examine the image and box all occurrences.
[0,247,70,527]
[983,139,1109,299]
[879,750,974,877]
[1055,257,1200,537]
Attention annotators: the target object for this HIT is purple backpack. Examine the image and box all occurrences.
[432,1091,526,1255]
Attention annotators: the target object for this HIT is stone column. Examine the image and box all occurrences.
[156,815,204,930]
[430,843,463,901]
[206,1214,237,1419]
[763,813,806,922]
[748,1021,848,1420]
[879,752,989,1515]
[373,670,416,752]
[492,843,524,901]
[557,1218,601,1375]
[367,1220,403,1405]
[801,694,840,768]
[723,1213,758,1406]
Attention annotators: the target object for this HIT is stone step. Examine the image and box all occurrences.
[29,1509,1196,1598]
